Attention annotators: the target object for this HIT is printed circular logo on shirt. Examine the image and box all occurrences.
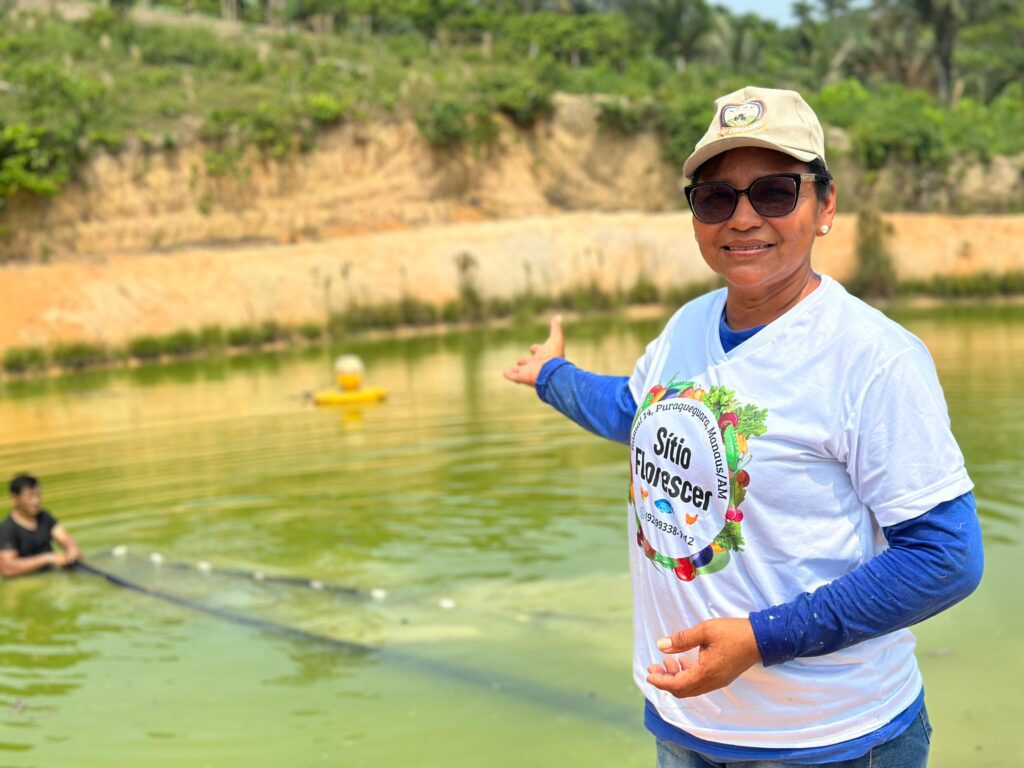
[629,379,768,582]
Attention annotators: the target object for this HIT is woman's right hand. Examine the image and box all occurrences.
[503,316,565,388]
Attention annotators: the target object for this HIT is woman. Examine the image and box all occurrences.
[504,86,983,767]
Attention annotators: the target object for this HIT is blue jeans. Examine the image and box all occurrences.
[655,706,932,767]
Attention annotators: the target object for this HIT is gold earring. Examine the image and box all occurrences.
[819,225,830,235]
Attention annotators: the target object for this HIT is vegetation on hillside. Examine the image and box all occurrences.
[0,0,1022,215]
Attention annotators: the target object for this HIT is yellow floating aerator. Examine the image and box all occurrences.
[313,355,388,406]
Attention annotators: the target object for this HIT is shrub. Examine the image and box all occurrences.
[201,104,298,173]
[597,101,651,135]
[127,335,164,361]
[483,73,553,128]
[627,272,660,303]
[226,325,262,348]
[654,91,717,170]
[847,207,897,299]
[415,98,472,147]
[454,251,484,322]
[0,123,78,211]
[397,297,438,326]
[305,93,348,126]
[849,86,950,174]
[298,321,323,341]
[813,79,871,130]
[486,296,515,318]
[52,341,108,370]
[257,320,285,343]
[2,346,47,374]
[198,325,225,349]
[163,329,200,357]
[558,282,614,314]
[131,25,256,70]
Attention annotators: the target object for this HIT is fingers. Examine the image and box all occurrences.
[646,664,702,696]
[547,315,564,354]
[663,655,683,675]
[657,624,705,654]
[503,366,534,387]
[505,314,565,386]
[647,619,761,699]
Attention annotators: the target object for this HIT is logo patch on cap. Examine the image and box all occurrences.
[720,100,765,130]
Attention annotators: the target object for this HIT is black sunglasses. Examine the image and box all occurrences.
[684,173,831,224]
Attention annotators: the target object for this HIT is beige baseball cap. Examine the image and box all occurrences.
[683,86,827,180]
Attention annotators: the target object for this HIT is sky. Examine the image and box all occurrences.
[717,0,798,26]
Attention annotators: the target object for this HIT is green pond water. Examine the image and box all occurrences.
[0,308,1020,768]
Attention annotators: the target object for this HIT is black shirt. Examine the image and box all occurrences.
[0,510,58,557]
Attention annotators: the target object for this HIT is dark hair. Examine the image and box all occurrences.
[9,474,39,496]
[692,154,833,204]
[806,157,833,204]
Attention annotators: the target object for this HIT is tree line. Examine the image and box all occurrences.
[160,0,1021,108]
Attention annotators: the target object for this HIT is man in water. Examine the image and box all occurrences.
[0,474,80,578]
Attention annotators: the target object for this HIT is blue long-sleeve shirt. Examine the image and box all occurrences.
[535,348,983,762]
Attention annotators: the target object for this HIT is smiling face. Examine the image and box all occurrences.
[691,147,835,306]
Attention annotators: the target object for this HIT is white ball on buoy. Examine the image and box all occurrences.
[309,580,325,591]
[149,552,164,565]
[196,561,212,573]
[112,545,128,557]
[333,355,365,376]
[438,597,457,611]
[370,588,388,601]
[252,571,265,581]
[333,355,366,392]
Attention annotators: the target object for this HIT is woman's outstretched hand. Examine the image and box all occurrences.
[503,315,565,388]
[646,618,762,698]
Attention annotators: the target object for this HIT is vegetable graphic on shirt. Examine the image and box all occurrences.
[697,547,731,575]
[637,531,656,559]
[723,424,740,471]
[701,385,738,419]
[674,558,696,582]
[640,378,693,413]
[632,380,765,578]
[734,403,768,439]
[691,545,715,568]
[714,521,746,552]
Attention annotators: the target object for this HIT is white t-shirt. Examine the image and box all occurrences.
[627,275,972,748]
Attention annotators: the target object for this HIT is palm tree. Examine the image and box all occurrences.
[873,0,1016,105]
[617,0,712,63]
[700,10,761,72]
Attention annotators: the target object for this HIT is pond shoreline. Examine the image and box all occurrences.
[4,293,1023,383]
